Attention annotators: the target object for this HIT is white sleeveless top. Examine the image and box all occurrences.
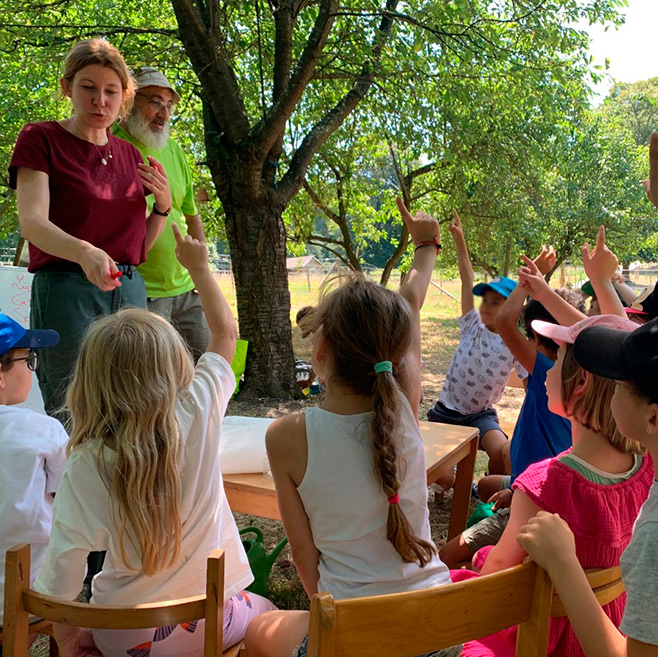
[298,393,451,600]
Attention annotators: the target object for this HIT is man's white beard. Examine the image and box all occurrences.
[125,111,170,151]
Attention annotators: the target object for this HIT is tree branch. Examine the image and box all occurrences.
[303,179,339,222]
[251,0,338,159]
[170,0,251,145]
[277,0,399,204]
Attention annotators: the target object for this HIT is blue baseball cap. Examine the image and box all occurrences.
[472,276,516,298]
[0,312,59,356]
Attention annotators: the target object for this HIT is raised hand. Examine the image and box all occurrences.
[448,209,465,243]
[533,245,556,276]
[518,254,551,300]
[172,222,208,275]
[139,157,172,214]
[395,197,440,247]
[582,225,618,283]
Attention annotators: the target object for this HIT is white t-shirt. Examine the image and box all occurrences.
[439,308,526,414]
[298,393,451,600]
[0,405,68,623]
[620,480,658,645]
[35,352,253,604]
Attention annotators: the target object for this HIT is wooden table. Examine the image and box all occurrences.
[224,421,479,541]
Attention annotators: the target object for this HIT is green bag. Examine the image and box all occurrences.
[231,339,248,395]
[466,501,495,528]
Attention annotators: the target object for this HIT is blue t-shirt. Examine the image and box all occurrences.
[509,352,572,483]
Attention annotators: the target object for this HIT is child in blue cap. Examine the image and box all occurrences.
[0,312,67,641]
[427,211,526,477]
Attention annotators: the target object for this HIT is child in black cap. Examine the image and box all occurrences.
[517,316,658,657]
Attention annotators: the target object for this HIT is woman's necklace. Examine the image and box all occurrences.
[69,119,113,166]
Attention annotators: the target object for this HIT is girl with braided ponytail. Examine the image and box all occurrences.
[245,200,458,657]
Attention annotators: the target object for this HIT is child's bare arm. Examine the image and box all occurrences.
[172,223,237,363]
[582,226,625,318]
[519,256,586,326]
[266,416,321,598]
[397,197,440,315]
[449,210,475,316]
[517,512,656,657]
[397,197,440,414]
[479,489,541,576]
[495,246,556,373]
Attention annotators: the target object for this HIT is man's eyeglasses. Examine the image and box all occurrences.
[137,92,175,113]
[0,350,40,372]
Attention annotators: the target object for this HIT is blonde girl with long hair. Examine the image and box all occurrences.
[33,225,275,657]
[245,200,458,657]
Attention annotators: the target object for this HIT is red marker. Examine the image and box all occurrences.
[110,271,123,280]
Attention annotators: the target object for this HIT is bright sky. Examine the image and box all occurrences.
[585,0,658,102]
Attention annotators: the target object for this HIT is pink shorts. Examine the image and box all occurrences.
[92,591,276,657]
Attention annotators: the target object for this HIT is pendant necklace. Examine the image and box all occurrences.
[70,119,113,165]
[96,143,113,166]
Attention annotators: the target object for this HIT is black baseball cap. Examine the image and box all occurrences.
[573,316,658,404]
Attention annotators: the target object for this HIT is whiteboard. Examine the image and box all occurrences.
[0,265,46,413]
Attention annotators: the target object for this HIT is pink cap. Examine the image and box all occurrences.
[531,314,638,346]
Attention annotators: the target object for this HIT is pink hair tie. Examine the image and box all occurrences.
[387,493,400,505]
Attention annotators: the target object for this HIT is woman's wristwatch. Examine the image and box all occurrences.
[152,204,172,217]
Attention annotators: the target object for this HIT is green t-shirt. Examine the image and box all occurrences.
[112,123,199,298]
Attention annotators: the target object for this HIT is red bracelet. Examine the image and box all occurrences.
[414,239,442,253]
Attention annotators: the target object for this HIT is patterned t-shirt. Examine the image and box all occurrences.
[438,308,527,414]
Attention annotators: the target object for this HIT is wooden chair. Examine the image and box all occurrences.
[3,544,242,657]
[0,618,58,657]
[551,566,624,617]
[306,561,553,657]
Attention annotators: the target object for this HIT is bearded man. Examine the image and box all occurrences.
[114,66,210,359]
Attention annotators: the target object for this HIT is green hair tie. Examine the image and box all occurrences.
[374,360,393,374]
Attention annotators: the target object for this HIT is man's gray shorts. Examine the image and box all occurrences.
[148,289,211,362]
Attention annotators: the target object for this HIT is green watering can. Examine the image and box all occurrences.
[239,526,288,597]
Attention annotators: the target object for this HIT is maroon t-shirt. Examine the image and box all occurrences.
[9,121,149,272]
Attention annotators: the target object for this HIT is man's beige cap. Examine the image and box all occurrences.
[134,66,181,104]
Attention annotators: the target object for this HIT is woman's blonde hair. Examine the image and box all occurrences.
[66,308,194,575]
[561,345,644,455]
[61,38,136,118]
[310,275,436,567]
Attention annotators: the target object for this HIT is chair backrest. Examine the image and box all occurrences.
[551,566,624,617]
[3,544,224,657]
[306,561,553,657]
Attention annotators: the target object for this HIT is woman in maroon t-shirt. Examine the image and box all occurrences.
[9,38,172,417]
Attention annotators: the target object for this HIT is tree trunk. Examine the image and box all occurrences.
[222,197,299,397]
[502,238,512,277]
[203,111,299,397]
